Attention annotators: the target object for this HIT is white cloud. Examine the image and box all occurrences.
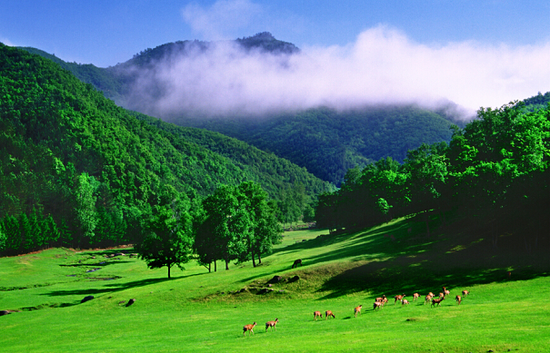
[182,0,263,40]
[126,25,550,119]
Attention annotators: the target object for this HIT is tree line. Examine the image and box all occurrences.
[316,100,550,249]
[135,181,281,278]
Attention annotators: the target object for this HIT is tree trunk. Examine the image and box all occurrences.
[214,260,217,272]
[251,249,256,268]
[258,253,262,264]
[168,265,171,279]
[225,259,229,270]
[208,262,211,273]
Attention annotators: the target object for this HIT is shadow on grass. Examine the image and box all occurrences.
[269,213,550,300]
[313,215,550,300]
[42,272,205,298]
[60,260,134,268]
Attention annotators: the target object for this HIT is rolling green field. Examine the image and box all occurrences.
[1,217,549,352]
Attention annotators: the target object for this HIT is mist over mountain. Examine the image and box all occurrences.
[17,31,550,184]
[106,30,474,121]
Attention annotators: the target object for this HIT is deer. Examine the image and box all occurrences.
[462,290,470,296]
[394,294,406,304]
[265,318,279,331]
[373,301,384,310]
[243,322,257,336]
[431,296,445,307]
[412,293,420,302]
[314,311,322,321]
[455,295,461,305]
[442,287,450,297]
[354,305,362,317]
[402,299,410,306]
[375,295,387,304]
[325,310,335,319]
[292,259,302,268]
[424,294,433,305]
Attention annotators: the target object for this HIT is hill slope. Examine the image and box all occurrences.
[0,43,331,250]
[181,106,458,184]
[19,35,464,185]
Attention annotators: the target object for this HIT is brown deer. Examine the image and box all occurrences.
[325,310,335,319]
[412,293,420,302]
[375,295,387,304]
[442,287,450,297]
[313,311,322,321]
[354,305,362,317]
[373,301,384,310]
[462,290,470,296]
[424,294,433,305]
[292,259,302,268]
[401,299,410,306]
[394,294,406,304]
[455,295,462,305]
[243,322,257,336]
[431,296,445,307]
[265,318,279,331]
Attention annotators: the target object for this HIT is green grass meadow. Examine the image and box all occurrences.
[1,217,550,352]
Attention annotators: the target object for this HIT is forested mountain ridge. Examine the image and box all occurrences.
[18,36,548,185]
[0,43,331,253]
[181,106,459,185]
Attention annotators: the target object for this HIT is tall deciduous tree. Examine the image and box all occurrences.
[136,202,193,279]
[237,182,282,267]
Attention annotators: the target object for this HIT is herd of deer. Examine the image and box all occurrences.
[243,287,470,336]
[372,287,470,310]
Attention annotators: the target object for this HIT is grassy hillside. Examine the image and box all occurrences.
[1,213,549,352]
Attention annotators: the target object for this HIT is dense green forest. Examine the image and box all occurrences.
[181,106,459,185]
[20,34,463,186]
[0,43,331,255]
[315,99,550,249]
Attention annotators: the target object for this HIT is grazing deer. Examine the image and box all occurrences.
[375,295,387,304]
[394,294,406,304]
[373,301,384,310]
[455,295,461,305]
[462,290,470,296]
[265,318,279,331]
[431,296,445,307]
[412,293,420,302]
[354,305,362,317]
[325,310,335,319]
[314,311,322,320]
[424,294,433,305]
[402,299,410,306]
[292,259,302,268]
[243,322,257,336]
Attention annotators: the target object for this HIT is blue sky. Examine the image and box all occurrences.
[2,0,549,67]
[1,0,550,114]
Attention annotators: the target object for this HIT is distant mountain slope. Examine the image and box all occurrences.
[17,35,469,184]
[180,106,458,185]
[0,43,331,247]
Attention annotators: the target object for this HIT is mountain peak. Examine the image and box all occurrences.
[236,32,300,54]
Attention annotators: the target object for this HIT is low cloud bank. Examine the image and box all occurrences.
[125,26,550,120]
